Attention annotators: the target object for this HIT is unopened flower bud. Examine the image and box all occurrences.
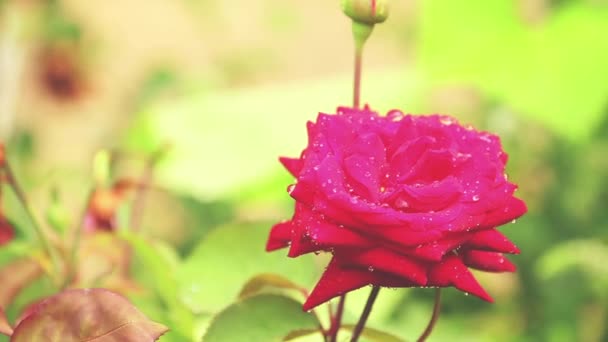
[341,0,389,25]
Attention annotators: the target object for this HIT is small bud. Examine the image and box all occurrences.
[93,149,112,186]
[342,0,389,25]
[0,217,15,246]
[46,188,71,234]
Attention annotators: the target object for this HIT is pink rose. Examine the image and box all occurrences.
[267,107,527,310]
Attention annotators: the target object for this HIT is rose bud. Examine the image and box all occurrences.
[267,107,527,310]
[0,217,15,246]
[84,179,135,232]
[341,0,389,25]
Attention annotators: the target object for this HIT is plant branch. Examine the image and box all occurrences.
[4,162,62,282]
[329,294,347,342]
[130,145,166,232]
[350,286,380,342]
[64,188,94,289]
[417,288,442,342]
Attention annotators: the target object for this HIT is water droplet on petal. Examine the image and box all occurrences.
[440,117,455,125]
[395,198,409,209]
[472,195,480,202]
[368,266,375,272]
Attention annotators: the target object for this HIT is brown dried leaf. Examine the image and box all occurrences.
[11,288,168,342]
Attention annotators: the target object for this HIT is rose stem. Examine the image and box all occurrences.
[417,288,442,342]
[330,16,376,342]
[353,45,363,109]
[329,295,346,342]
[350,285,381,342]
[3,162,62,284]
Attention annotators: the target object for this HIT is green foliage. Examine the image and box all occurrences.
[177,224,319,314]
[122,232,194,341]
[203,294,320,342]
[419,0,608,141]
[537,239,608,299]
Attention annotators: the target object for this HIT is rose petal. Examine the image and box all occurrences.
[402,149,455,184]
[266,221,291,251]
[377,226,443,247]
[463,250,516,273]
[344,248,427,284]
[390,136,433,181]
[481,197,527,228]
[405,234,468,261]
[303,258,414,311]
[428,255,493,302]
[279,157,303,177]
[387,176,461,213]
[467,229,520,254]
[286,204,372,257]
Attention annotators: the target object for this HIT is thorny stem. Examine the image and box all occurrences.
[3,162,62,284]
[350,286,380,342]
[417,288,442,342]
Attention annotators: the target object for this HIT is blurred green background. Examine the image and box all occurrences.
[1,0,607,341]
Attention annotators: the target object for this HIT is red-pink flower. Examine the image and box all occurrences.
[267,107,527,310]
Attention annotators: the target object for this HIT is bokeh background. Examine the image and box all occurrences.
[1,0,608,341]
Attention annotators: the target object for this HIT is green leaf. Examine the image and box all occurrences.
[120,231,179,305]
[282,328,322,341]
[341,324,406,342]
[281,325,406,342]
[10,288,168,342]
[238,273,308,300]
[0,307,11,337]
[177,224,319,314]
[203,294,320,342]
[120,231,194,340]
